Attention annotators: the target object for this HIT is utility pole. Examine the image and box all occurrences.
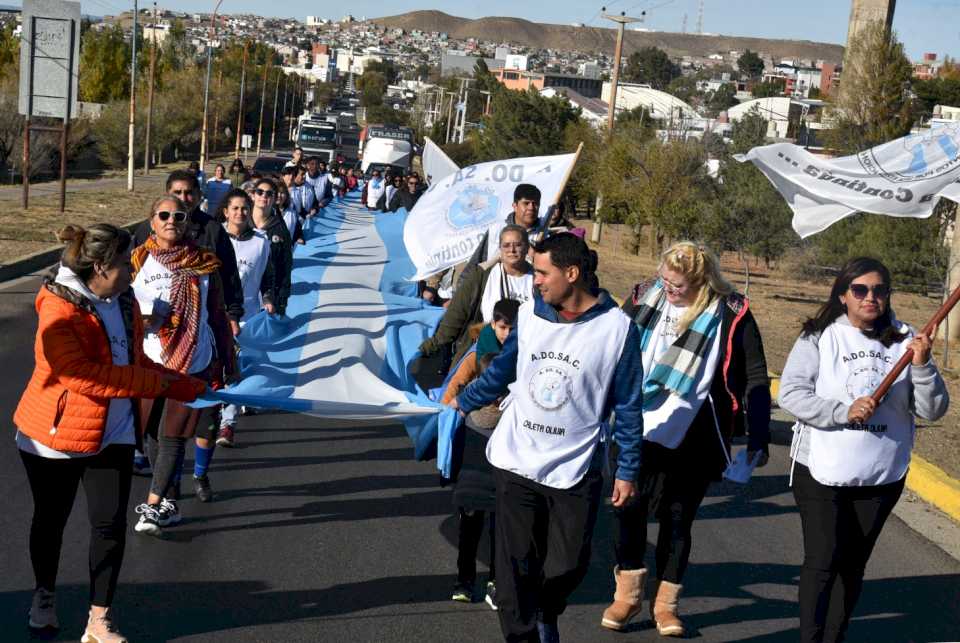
[595,8,646,242]
[200,0,224,174]
[212,65,223,155]
[287,74,296,141]
[126,0,138,191]
[143,2,157,175]
[234,41,248,160]
[444,91,454,144]
[278,73,288,147]
[270,68,282,151]
[256,60,268,155]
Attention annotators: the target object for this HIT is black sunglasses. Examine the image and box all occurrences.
[155,210,187,222]
[255,188,275,198]
[849,284,891,300]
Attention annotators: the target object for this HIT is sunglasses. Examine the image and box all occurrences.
[500,242,526,250]
[849,284,891,300]
[255,188,275,198]
[155,210,187,222]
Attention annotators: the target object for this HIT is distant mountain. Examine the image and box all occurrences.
[370,10,845,64]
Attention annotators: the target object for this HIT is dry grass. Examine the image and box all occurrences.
[579,219,960,481]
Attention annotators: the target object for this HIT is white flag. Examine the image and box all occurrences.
[421,137,459,185]
[404,152,577,280]
[736,123,960,238]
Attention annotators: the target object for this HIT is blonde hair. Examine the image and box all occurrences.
[148,194,187,217]
[660,241,733,335]
[56,223,131,282]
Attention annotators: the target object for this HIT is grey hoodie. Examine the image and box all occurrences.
[778,315,949,467]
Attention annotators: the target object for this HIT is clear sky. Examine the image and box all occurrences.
[51,0,960,60]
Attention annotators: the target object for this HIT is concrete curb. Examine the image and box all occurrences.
[906,455,960,523]
[0,218,147,283]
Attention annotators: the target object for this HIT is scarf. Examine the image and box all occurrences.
[132,237,221,373]
[633,280,722,406]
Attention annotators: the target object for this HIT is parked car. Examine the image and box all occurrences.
[251,154,292,177]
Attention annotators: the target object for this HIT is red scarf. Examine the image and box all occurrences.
[132,238,221,373]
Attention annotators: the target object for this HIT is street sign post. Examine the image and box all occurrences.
[18,0,81,211]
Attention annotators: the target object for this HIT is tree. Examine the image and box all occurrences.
[356,70,387,107]
[79,25,132,102]
[913,77,960,115]
[730,107,769,153]
[751,79,784,98]
[474,89,581,161]
[0,23,18,77]
[158,18,193,75]
[622,47,679,90]
[737,50,765,79]
[822,21,915,154]
[364,103,409,127]
[707,84,738,115]
[364,60,398,84]
[666,75,700,105]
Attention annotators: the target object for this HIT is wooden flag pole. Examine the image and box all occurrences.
[871,283,960,402]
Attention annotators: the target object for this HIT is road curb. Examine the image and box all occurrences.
[0,218,146,283]
[906,454,960,523]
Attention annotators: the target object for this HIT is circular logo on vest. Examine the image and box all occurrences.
[846,365,886,399]
[529,366,571,412]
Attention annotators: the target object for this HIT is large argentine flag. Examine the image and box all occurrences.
[199,193,444,429]
[736,123,960,237]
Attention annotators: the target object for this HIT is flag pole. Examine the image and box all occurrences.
[550,142,583,207]
[871,283,960,402]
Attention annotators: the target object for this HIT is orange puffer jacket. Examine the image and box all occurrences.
[14,280,206,454]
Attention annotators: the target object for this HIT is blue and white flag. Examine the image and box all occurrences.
[736,123,960,238]
[198,194,445,435]
[404,152,578,280]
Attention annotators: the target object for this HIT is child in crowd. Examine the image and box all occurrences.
[443,298,519,610]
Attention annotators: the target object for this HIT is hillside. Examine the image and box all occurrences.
[371,10,845,64]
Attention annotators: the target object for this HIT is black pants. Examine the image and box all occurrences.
[494,467,604,643]
[612,439,712,583]
[457,509,496,585]
[20,444,134,607]
[792,462,904,643]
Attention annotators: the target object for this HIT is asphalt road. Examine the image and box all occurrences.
[1,269,959,643]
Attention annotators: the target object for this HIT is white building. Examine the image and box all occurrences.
[578,62,601,79]
[727,97,797,139]
[504,54,528,71]
[601,82,703,121]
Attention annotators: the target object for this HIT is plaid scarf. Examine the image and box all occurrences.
[132,238,221,373]
[633,280,722,406]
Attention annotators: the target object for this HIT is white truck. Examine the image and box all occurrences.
[295,118,337,163]
[359,125,415,176]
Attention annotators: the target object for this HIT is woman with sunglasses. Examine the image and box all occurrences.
[379,175,403,212]
[602,241,771,636]
[215,189,275,447]
[779,257,947,643]
[130,196,238,535]
[16,223,205,640]
[250,177,293,316]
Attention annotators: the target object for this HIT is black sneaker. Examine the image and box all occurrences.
[484,581,498,611]
[451,582,473,603]
[158,498,182,527]
[134,503,162,536]
[194,475,214,503]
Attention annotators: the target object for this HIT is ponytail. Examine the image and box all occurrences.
[56,223,131,282]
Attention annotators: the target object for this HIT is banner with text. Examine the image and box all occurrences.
[404,152,577,280]
[421,137,459,185]
[736,123,960,238]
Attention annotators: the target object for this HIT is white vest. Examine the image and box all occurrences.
[367,180,386,208]
[805,321,914,486]
[486,300,630,489]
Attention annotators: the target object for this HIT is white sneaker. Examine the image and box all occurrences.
[134,503,162,536]
[159,498,182,526]
[81,608,127,643]
[28,587,58,631]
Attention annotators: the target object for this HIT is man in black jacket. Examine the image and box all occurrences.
[133,170,244,334]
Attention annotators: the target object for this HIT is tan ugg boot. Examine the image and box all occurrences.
[651,580,685,637]
[600,566,647,631]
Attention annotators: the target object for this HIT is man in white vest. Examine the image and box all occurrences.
[451,233,644,643]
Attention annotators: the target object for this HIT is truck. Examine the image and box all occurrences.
[295,119,337,163]
[359,125,415,177]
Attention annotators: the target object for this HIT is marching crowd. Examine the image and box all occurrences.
[12,150,949,643]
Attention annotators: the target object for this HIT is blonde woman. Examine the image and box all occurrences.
[601,242,771,637]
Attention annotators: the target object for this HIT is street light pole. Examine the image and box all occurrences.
[256,60,268,156]
[234,41,248,160]
[200,0,224,174]
[270,68,282,151]
[143,2,157,175]
[594,8,645,242]
[126,0,138,191]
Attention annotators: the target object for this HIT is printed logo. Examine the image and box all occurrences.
[445,186,501,230]
[858,122,960,183]
[845,365,886,399]
[528,366,571,412]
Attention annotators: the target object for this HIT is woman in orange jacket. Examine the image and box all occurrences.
[131,195,238,535]
[15,223,205,641]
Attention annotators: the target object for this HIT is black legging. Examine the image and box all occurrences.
[456,509,496,585]
[612,454,710,583]
[792,462,904,643]
[20,444,134,607]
